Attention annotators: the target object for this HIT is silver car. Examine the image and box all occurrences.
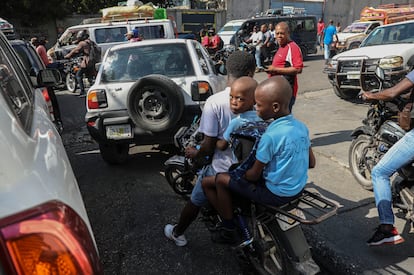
[0,32,102,274]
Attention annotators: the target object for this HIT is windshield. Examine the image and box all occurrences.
[361,22,414,47]
[342,23,369,33]
[101,43,195,83]
[219,22,242,33]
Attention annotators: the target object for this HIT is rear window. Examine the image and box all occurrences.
[101,43,195,82]
[94,27,127,43]
[130,24,167,39]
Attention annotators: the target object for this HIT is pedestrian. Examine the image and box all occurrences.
[244,25,265,72]
[336,22,342,32]
[266,21,303,111]
[322,20,338,62]
[361,70,414,246]
[317,18,325,50]
[163,51,256,247]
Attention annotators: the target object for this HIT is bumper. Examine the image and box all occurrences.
[85,105,202,146]
[325,57,408,91]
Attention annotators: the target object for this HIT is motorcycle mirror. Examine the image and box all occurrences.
[375,66,385,80]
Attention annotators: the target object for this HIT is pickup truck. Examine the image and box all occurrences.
[325,20,414,100]
[336,21,381,52]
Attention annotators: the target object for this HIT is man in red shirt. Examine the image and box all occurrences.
[266,22,303,111]
[317,18,325,50]
[206,27,222,55]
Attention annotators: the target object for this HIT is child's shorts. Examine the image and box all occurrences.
[227,174,302,207]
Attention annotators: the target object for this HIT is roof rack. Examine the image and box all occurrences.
[81,14,156,25]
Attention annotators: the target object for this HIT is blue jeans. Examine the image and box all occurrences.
[255,47,263,68]
[76,67,88,94]
[371,129,414,225]
[324,43,331,60]
[190,165,216,207]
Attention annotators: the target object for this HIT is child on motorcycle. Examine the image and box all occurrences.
[201,76,262,191]
[203,76,316,244]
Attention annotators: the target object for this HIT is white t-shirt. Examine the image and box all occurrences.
[250,31,264,48]
[198,87,236,172]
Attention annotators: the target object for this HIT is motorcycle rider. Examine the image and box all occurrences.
[164,51,256,247]
[361,69,414,246]
[64,29,93,97]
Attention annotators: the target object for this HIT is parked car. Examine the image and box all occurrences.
[0,31,102,274]
[85,38,226,164]
[0,17,15,40]
[336,20,382,52]
[325,19,414,100]
[10,39,63,133]
[48,18,176,61]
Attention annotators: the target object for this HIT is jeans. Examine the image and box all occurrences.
[371,129,414,225]
[190,165,216,207]
[76,67,88,94]
[323,43,331,60]
[255,46,263,68]
[317,34,322,49]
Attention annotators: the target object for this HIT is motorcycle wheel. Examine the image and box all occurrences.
[349,134,374,190]
[246,219,289,275]
[164,163,196,196]
[66,73,77,93]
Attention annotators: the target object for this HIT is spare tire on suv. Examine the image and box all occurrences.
[127,74,185,132]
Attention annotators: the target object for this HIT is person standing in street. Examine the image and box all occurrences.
[322,20,338,63]
[317,18,325,51]
[266,22,303,111]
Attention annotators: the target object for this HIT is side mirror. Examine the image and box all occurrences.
[215,63,227,75]
[191,81,212,101]
[37,69,62,87]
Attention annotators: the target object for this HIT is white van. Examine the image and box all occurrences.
[48,18,176,60]
[217,19,245,45]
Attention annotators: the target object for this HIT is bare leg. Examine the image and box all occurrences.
[202,175,219,210]
[216,173,233,220]
[174,201,199,236]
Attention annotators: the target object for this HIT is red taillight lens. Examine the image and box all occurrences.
[0,201,103,275]
[41,88,50,103]
[87,90,108,109]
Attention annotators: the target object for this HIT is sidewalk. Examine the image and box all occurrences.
[294,89,414,274]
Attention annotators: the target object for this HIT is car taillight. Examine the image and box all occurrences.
[87,90,108,109]
[0,201,103,275]
[41,88,50,103]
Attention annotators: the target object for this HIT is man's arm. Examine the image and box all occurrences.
[244,160,266,182]
[309,147,316,168]
[185,135,217,159]
[64,42,84,59]
[216,139,229,150]
[362,76,414,101]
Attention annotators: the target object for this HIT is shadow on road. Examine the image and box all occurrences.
[311,130,353,147]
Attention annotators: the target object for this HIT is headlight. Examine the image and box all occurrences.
[379,56,403,69]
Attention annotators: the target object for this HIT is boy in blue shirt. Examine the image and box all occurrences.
[204,76,315,244]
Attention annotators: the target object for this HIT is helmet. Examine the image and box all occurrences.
[76,30,89,41]
[132,28,139,38]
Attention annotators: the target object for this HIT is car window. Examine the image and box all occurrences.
[192,41,211,75]
[362,22,414,46]
[101,43,195,82]
[95,27,127,44]
[130,24,166,40]
[0,41,33,132]
[59,29,81,46]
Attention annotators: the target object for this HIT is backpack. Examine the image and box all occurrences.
[86,40,102,67]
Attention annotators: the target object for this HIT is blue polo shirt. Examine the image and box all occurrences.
[323,25,337,45]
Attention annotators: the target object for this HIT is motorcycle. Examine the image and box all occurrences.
[211,44,236,75]
[349,66,414,231]
[63,57,95,93]
[164,120,338,274]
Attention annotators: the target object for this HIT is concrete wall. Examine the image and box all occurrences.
[324,0,414,28]
[225,0,271,21]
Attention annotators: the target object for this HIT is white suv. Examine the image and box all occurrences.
[0,32,102,274]
[325,20,414,99]
[85,38,226,164]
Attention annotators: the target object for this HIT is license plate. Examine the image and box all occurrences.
[347,71,360,80]
[106,124,133,140]
[275,209,305,231]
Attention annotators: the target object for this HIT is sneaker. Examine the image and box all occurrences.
[367,225,404,246]
[164,224,187,247]
[211,227,239,245]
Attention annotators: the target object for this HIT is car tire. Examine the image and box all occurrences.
[333,85,360,100]
[127,74,184,133]
[66,73,77,93]
[99,143,129,164]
